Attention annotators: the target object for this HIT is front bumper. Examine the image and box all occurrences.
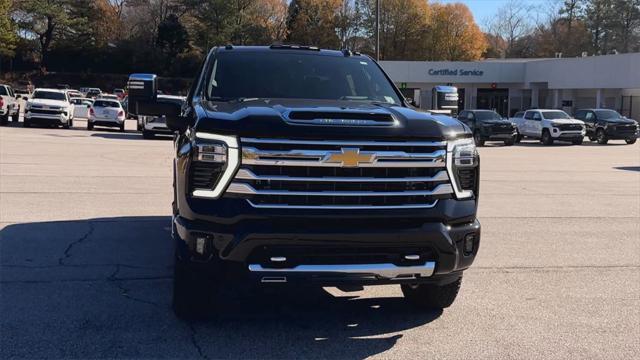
[604,127,639,140]
[25,111,69,125]
[479,127,517,141]
[173,208,481,285]
[551,130,584,140]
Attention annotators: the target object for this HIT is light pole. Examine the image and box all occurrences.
[375,0,380,61]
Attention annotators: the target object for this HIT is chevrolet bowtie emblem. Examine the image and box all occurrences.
[324,148,374,167]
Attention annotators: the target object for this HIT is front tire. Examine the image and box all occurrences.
[0,114,7,126]
[626,138,637,145]
[596,128,608,144]
[504,137,515,146]
[541,130,554,145]
[473,131,485,147]
[401,277,462,310]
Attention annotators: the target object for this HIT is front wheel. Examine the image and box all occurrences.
[596,129,608,144]
[541,130,554,145]
[504,137,516,146]
[473,132,485,147]
[626,138,637,145]
[401,277,462,310]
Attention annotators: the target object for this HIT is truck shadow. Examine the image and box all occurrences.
[1,216,440,359]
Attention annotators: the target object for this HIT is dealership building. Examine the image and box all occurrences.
[380,52,640,119]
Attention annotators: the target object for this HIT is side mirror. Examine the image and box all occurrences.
[166,115,188,133]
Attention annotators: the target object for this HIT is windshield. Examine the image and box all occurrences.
[475,111,502,121]
[93,100,120,108]
[32,91,66,101]
[541,111,570,120]
[0,87,7,96]
[207,51,402,105]
[594,110,622,120]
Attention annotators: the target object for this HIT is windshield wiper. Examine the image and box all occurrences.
[209,96,261,103]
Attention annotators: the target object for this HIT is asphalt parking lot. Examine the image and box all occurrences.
[1,120,639,359]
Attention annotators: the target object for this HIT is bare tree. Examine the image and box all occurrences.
[485,0,536,57]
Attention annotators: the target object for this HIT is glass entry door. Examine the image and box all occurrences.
[477,88,509,117]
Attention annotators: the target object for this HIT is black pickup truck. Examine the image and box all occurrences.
[128,45,481,319]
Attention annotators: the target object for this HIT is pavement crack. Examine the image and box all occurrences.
[58,221,95,266]
[107,264,162,307]
[188,323,208,359]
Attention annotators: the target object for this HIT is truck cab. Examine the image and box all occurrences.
[128,46,481,319]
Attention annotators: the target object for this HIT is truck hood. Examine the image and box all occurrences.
[547,118,584,125]
[601,118,637,125]
[28,99,69,108]
[480,120,513,125]
[193,99,467,140]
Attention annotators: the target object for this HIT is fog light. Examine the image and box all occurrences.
[196,236,206,254]
[463,233,475,255]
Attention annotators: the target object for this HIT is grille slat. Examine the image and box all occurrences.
[230,138,453,209]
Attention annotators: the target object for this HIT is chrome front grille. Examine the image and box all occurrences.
[227,138,453,209]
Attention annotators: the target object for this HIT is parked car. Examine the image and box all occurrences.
[23,88,75,128]
[86,88,102,99]
[127,45,481,319]
[97,94,119,101]
[113,88,126,99]
[513,109,585,145]
[139,95,185,139]
[66,89,83,99]
[457,110,517,146]
[0,84,20,125]
[87,99,126,131]
[574,109,638,145]
[70,98,94,118]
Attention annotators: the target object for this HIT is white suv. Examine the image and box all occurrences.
[0,84,20,125]
[24,88,75,128]
[513,109,585,145]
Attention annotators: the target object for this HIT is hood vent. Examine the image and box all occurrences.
[285,111,397,127]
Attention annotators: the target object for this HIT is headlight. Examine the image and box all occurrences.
[446,138,479,199]
[25,102,32,111]
[190,133,239,199]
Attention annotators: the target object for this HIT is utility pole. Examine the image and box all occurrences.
[375,0,380,61]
